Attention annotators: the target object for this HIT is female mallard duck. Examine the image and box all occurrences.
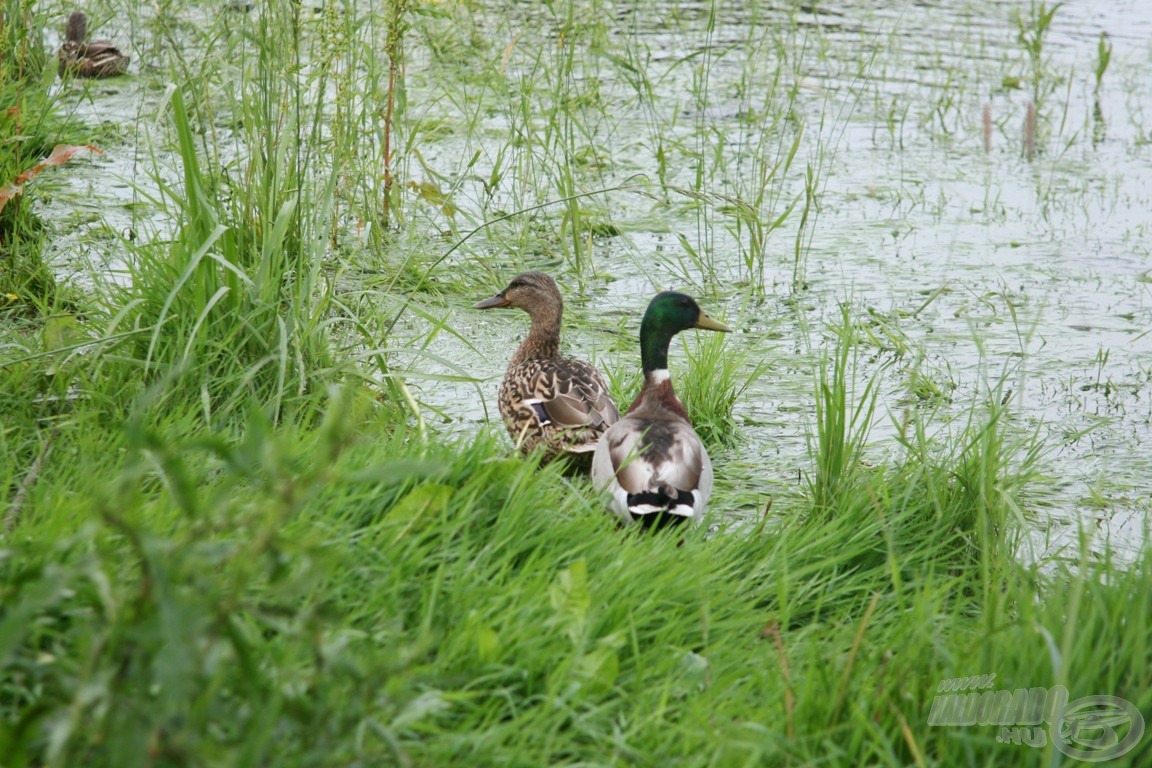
[592,291,732,528]
[474,271,620,470]
[58,11,130,79]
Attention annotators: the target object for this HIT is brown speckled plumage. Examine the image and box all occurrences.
[475,272,619,469]
[58,12,129,79]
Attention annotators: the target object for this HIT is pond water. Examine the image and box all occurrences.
[40,0,1152,563]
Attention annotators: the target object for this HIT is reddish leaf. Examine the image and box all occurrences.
[0,185,21,215]
[44,143,102,167]
[14,144,101,185]
[1,145,102,213]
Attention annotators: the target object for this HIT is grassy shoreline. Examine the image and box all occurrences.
[2,360,1148,765]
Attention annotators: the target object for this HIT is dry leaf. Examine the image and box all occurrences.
[0,144,101,215]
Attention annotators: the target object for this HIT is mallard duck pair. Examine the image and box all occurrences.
[476,273,731,528]
[57,11,129,79]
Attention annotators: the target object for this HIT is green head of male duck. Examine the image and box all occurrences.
[639,291,732,373]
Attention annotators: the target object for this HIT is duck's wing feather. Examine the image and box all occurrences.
[592,417,712,525]
[501,358,619,456]
[59,40,129,78]
[536,368,618,427]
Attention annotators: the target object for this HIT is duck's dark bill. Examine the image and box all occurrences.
[474,294,510,309]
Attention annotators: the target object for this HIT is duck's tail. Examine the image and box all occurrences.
[626,484,695,528]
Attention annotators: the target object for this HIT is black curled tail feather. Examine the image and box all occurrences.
[634,510,689,529]
[625,489,693,509]
[626,484,695,529]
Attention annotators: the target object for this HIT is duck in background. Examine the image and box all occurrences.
[58,11,129,79]
[474,271,619,471]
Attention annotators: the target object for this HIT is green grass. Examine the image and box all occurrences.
[0,0,76,313]
[2,358,1149,766]
[1,0,1149,765]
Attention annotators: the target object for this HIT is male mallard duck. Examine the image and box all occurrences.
[592,291,732,528]
[58,11,129,79]
[474,271,620,469]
